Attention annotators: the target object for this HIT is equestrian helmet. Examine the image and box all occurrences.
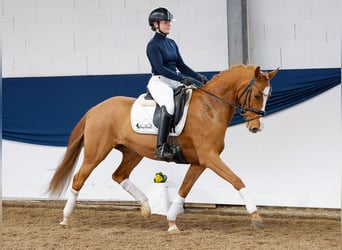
[148,7,174,27]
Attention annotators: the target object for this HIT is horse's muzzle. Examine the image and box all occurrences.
[250,127,262,133]
[248,119,264,133]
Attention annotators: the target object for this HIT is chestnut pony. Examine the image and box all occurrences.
[48,64,279,233]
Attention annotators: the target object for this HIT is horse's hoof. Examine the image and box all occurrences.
[141,201,151,219]
[168,224,181,234]
[60,218,69,228]
[251,219,264,230]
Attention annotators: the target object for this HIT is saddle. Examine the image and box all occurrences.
[130,87,192,164]
[144,86,188,132]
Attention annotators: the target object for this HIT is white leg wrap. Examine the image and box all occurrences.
[120,179,147,204]
[61,189,79,226]
[168,224,179,232]
[239,187,257,214]
[167,194,185,221]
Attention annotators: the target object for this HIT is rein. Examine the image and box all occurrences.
[193,85,236,110]
[193,77,267,121]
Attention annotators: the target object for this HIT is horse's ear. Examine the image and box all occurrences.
[254,66,261,80]
[268,67,280,80]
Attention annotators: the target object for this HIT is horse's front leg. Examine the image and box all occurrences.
[201,154,264,229]
[167,163,205,233]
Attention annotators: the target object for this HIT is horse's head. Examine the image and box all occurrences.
[237,66,279,133]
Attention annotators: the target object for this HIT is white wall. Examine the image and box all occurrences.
[2,0,341,75]
[1,0,228,77]
[248,0,342,69]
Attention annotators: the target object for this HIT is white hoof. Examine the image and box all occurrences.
[141,201,151,219]
[60,218,69,228]
[168,224,181,234]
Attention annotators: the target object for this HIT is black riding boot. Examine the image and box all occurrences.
[155,106,173,160]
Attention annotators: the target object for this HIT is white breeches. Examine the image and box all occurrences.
[147,75,182,115]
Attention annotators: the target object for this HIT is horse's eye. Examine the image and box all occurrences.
[254,94,261,100]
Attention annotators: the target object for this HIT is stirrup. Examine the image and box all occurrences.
[155,144,173,160]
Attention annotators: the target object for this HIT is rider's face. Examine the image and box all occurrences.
[155,20,171,34]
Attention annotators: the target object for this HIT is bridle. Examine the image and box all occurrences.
[194,77,272,122]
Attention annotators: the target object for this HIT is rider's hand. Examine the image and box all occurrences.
[181,77,195,86]
[197,74,208,84]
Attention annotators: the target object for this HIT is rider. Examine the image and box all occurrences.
[147,7,208,160]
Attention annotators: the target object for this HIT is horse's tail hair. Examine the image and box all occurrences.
[47,115,86,197]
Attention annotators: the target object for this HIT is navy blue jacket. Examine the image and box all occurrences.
[146,32,198,82]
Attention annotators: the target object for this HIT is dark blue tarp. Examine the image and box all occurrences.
[3,68,341,146]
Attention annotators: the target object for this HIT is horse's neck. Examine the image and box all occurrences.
[205,68,252,102]
[198,69,250,126]
[197,77,237,126]
[204,72,238,105]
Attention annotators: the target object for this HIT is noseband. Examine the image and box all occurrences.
[195,77,271,122]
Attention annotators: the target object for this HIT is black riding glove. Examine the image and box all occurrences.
[197,74,208,84]
[181,77,195,86]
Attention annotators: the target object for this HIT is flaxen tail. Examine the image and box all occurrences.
[47,115,86,197]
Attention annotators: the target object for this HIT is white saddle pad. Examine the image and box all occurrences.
[130,90,192,136]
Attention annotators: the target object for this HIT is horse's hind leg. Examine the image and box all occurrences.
[60,138,113,227]
[112,147,150,218]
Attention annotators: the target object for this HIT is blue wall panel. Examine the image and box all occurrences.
[3,68,340,146]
